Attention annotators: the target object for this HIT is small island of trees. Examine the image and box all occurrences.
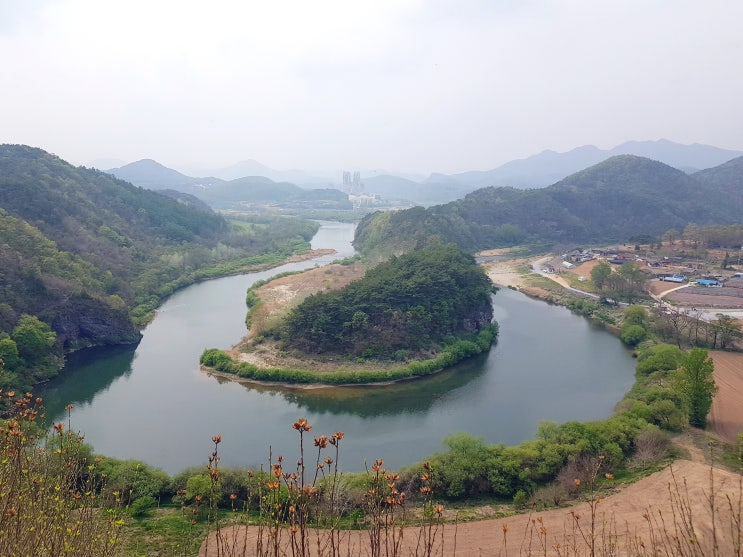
[201,243,499,384]
[279,243,494,357]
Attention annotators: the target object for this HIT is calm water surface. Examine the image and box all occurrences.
[42,222,635,474]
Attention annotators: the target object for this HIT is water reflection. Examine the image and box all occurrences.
[221,352,489,417]
[41,345,136,420]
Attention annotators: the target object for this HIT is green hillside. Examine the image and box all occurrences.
[693,156,743,205]
[0,145,318,392]
[355,155,743,253]
[277,243,494,357]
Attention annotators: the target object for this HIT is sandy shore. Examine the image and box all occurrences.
[479,254,535,289]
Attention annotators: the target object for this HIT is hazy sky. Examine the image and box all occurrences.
[2,0,742,175]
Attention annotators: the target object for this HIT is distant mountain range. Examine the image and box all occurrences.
[204,160,333,185]
[354,154,743,254]
[106,140,743,207]
[107,160,350,210]
[423,139,743,193]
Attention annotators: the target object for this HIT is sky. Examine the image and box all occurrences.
[1,0,742,176]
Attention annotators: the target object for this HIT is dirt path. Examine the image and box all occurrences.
[673,430,709,464]
[201,460,743,557]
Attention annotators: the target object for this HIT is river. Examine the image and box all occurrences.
[40,221,635,474]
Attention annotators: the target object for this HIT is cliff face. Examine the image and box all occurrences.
[462,302,494,333]
[49,297,142,351]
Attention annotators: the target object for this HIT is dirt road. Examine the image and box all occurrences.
[201,460,743,557]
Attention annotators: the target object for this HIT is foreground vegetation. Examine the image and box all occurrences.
[1,377,740,556]
[0,393,124,556]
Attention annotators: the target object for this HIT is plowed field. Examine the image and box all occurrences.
[709,350,743,444]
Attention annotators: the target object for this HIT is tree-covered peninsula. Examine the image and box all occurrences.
[201,243,497,384]
[279,243,494,357]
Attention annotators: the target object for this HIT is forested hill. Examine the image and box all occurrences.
[354,155,743,253]
[277,243,494,357]
[692,156,743,205]
[0,145,318,392]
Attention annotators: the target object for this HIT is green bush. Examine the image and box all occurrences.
[97,459,169,505]
[200,349,235,373]
[636,344,684,375]
[129,495,156,518]
[620,324,647,346]
[512,489,529,508]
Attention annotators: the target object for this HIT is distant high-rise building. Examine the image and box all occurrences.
[341,170,364,195]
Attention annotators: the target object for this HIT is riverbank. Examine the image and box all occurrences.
[481,251,588,303]
[481,251,743,447]
[201,323,497,386]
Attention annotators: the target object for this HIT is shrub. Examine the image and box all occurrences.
[620,324,647,346]
[0,393,124,555]
[512,489,530,509]
[623,305,648,327]
[532,483,568,508]
[628,428,670,470]
[200,348,234,370]
[393,349,408,361]
[98,459,169,505]
[129,495,156,517]
[636,344,684,375]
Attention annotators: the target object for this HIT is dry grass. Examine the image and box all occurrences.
[246,261,366,340]
[0,393,124,556]
[201,451,743,557]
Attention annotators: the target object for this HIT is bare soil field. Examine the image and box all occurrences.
[573,259,599,277]
[666,290,743,308]
[708,350,743,444]
[646,279,683,296]
[201,460,743,557]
